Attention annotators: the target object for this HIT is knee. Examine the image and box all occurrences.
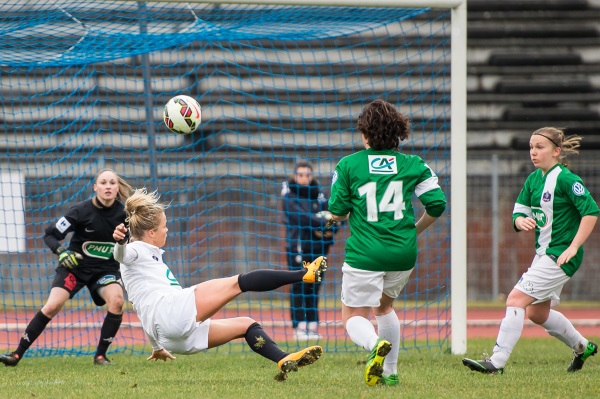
[106,295,125,312]
[41,303,62,318]
[505,289,532,308]
[241,317,258,335]
[505,293,519,308]
[374,305,393,317]
[232,275,243,292]
[242,317,256,328]
[342,309,368,328]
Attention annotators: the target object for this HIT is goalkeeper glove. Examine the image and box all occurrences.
[117,226,130,245]
[315,210,332,220]
[56,246,83,269]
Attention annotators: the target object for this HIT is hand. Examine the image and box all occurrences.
[517,216,536,231]
[324,212,348,229]
[56,246,83,269]
[147,348,176,362]
[556,245,578,267]
[113,223,129,244]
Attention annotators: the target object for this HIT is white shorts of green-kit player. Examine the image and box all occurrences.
[341,263,413,308]
[514,254,571,306]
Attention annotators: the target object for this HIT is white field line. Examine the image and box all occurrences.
[2,319,600,331]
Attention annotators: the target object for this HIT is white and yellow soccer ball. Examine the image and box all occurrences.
[163,95,202,134]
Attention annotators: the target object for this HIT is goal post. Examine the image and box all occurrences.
[0,0,467,356]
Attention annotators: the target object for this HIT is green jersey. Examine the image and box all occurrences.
[328,148,446,271]
[513,164,599,277]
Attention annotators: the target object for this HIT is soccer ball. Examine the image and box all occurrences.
[163,95,202,134]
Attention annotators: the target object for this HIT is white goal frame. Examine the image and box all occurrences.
[135,0,469,355]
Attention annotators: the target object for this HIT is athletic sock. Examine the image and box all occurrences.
[542,309,588,353]
[238,269,305,292]
[95,312,123,357]
[490,306,524,368]
[346,316,379,351]
[15,310,52,358]
[244,322,288,363]
[376,311,400,376]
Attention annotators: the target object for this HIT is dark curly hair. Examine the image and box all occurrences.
[357,99,411,150]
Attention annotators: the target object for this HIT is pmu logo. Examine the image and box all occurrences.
[82,241,115,260]
[368,155,397,175]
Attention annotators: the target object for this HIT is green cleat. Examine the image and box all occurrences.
[377,374,399,386]
[364,338,392,386]
[568,341,597,372]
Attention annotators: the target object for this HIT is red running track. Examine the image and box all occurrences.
[1,307,599,351]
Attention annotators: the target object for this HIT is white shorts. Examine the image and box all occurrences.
[514,254,570,306]
[153,286,211,355]
[341,263,413,308]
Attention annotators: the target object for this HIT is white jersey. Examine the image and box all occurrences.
[114,240,182,346]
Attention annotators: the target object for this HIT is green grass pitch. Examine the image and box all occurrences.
[1,338,599,399]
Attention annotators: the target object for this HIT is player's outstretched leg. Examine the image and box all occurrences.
[364,338,392,386]
[0,352,21,367]
[302,256,327,283]
[275,346,323,381]
[237,257,327,294]
[568,341,597,372]
[462,358,504,374]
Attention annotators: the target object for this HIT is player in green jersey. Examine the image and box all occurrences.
[463,127,599,375]
[327,99,447,386]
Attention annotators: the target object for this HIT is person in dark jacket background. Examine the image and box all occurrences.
[281,161,338,340]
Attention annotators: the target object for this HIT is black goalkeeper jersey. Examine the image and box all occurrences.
[43,198,126,277]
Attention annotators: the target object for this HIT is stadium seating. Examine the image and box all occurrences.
[467,0,600,149]
[1,2,599,155]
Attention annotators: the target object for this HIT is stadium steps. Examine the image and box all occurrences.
[467,0,591,12]
[466,0,600,149]
[3,2,600,156]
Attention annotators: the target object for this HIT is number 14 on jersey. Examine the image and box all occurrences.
[358,181,405,222]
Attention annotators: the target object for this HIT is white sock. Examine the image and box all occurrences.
[296,321,307,332]
[490,306,524,368]
[542,309,588,353]
[346,316,379,351]
[375,311,400,376]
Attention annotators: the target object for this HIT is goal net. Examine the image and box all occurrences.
[0,0,463,357]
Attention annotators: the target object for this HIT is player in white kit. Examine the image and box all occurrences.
[113,188,326,381]
[463,127,599,374]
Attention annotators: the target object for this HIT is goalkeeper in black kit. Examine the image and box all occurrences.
[0,169,133,367]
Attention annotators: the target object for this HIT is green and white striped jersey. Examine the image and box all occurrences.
[513,164,599,276]
[328,148,446,272]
